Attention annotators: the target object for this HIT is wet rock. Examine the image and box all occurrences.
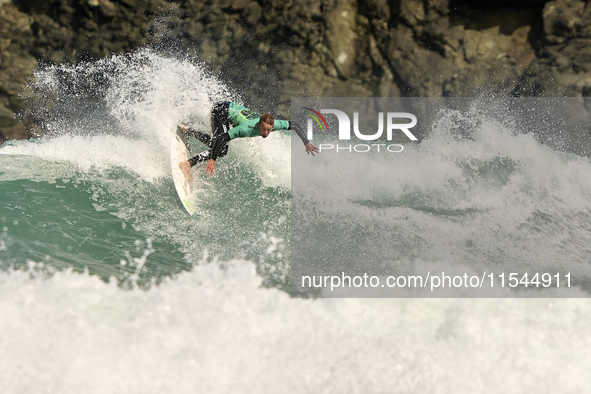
[3,0,591,140]
[514,0,591,97]
[98,0,117,18]
[0,2,38,138]
[325,1,358,78]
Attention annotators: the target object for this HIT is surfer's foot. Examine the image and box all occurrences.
[179,160,191,183]
[177,124,189,134]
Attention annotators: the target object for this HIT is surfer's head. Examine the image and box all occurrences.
[258,114,274,138]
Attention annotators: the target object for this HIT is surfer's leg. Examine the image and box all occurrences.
[184,143,226,167]
[181,101,229,177]
[178,124,211,146]
[211,102,230,142]
[187,128,211,145]
[188,150,211,167]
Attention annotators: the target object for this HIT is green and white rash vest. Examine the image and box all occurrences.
[226,102,290,140]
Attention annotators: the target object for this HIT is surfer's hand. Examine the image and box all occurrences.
[205,159,216,176]
[305,142,319,156]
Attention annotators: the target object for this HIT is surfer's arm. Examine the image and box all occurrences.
[288,121,308,144]
[289,121,319,156]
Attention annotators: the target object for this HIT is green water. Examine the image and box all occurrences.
[0,148,292,290]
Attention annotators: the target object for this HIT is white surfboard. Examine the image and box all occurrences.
[171,132,196,215]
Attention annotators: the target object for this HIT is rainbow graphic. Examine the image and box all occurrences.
[302,107,329,133]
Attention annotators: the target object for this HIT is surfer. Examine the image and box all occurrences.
[178,101,318,179]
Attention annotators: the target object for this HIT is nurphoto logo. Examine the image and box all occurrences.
[302,107,418,153]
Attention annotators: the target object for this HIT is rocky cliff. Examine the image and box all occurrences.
[1,0,591,140]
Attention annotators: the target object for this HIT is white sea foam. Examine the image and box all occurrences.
[0,135,167,182]
[292,109,591,275]
[229,131,292,190]
[0,263,590,393]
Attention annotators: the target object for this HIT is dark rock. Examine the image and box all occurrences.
[0,3,38,137]
[2,0,591,141]
[513,0,591,96]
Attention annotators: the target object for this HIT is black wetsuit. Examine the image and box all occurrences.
[185,101,231,167]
